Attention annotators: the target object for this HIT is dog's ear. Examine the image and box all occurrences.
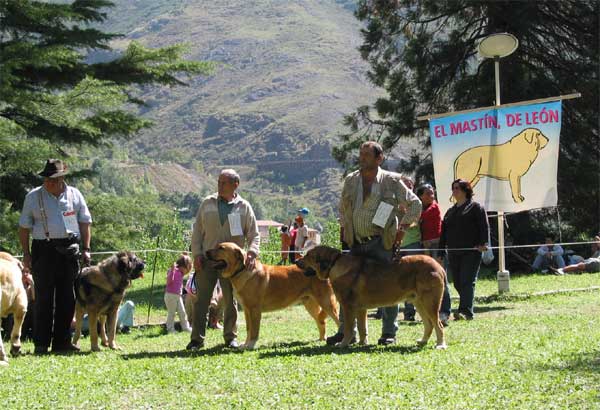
[524,129,535,144]
[235,246,246,264]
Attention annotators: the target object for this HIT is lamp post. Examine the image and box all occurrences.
[478,33,519,293]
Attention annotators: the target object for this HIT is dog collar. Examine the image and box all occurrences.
[230,264,246,278]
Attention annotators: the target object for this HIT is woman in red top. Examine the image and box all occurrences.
[288,222,298,263]
[416,184,442,258]
[416,183,451,325]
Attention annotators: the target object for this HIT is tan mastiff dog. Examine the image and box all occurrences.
[205,242,340,350]
[453,127,549,203]
[0,252,29,365]
[297,246,446,349]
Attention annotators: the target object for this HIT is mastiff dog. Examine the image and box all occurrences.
[205,242,340,349]
[297,246,447,349]
[72,251,144,352]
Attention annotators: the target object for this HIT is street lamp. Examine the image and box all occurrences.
[478,33,519,293]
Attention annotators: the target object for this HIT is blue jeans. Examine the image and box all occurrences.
[440,253,452,317]
[447,251,482,318]
[403,243,451,318]
[336,237,397,337]
[532,254,566,271]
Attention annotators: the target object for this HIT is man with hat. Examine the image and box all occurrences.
[18,159,92,354]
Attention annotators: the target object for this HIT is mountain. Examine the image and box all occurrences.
[97,0,387,220]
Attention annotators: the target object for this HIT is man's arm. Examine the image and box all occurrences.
[79,222,91,265]
[191,204,205,272]
[18,226,32,273]
[243,204,260,269]
[397,179,421,227]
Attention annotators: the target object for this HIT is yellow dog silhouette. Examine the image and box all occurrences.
[452,128,549,203]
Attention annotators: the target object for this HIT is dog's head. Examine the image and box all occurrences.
[521,128,549,151]
[296,246,341,280]
[205,242,246,278]
[116,251,145,280]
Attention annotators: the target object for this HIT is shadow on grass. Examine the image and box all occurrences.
[536,350,600,374]
[473,305,510,314]
[258,342,423,358]
[120,344,246,360]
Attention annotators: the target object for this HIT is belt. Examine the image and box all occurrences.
[33,237,78,244]
[356,235,381,244]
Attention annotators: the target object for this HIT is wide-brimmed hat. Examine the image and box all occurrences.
[38,159,68,178]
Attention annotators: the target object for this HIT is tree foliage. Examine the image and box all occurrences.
[0,0,214,251]
[335,0,599,235]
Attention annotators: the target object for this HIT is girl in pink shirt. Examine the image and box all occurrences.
[164,254,192,333]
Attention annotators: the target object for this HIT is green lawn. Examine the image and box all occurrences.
[2,273,599,409]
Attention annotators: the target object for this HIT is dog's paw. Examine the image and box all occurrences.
[416,339,428,347]
[241,342,256,350]
[91,345,101,352]
[10,345,21,357]
[435,343,447,350]
[101,341,109,347]
[108,344,121,351]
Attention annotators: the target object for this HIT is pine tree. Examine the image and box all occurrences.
[0,0,214,198]
[335,0,599,235]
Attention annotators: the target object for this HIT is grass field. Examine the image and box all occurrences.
[2,272,599,409]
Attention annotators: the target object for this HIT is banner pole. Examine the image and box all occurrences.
[495,56,510,293]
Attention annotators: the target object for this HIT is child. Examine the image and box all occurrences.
[164,254,192,333]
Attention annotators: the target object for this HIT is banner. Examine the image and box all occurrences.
[430,101,561,213]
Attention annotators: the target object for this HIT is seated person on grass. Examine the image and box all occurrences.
[532,236,565,273]
[551,235,600,275]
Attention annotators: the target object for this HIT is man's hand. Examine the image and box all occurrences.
[22,254,32,274]
[22,272,33,288]
[82,250,91,266]
[194,255,203,272]
[245,251,257,270]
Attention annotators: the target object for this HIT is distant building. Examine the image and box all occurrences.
[256,220,284,241]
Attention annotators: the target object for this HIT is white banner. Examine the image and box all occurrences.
[430,101,562,213]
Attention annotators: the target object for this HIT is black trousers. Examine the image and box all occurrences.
[447,250,482,318]
[31,239,79,349]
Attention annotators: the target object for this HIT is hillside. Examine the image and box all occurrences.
[97,0,398,219]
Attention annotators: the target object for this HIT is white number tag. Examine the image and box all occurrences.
[63,210,80,235]
[372,202,394,228]
[228,213,243,236]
